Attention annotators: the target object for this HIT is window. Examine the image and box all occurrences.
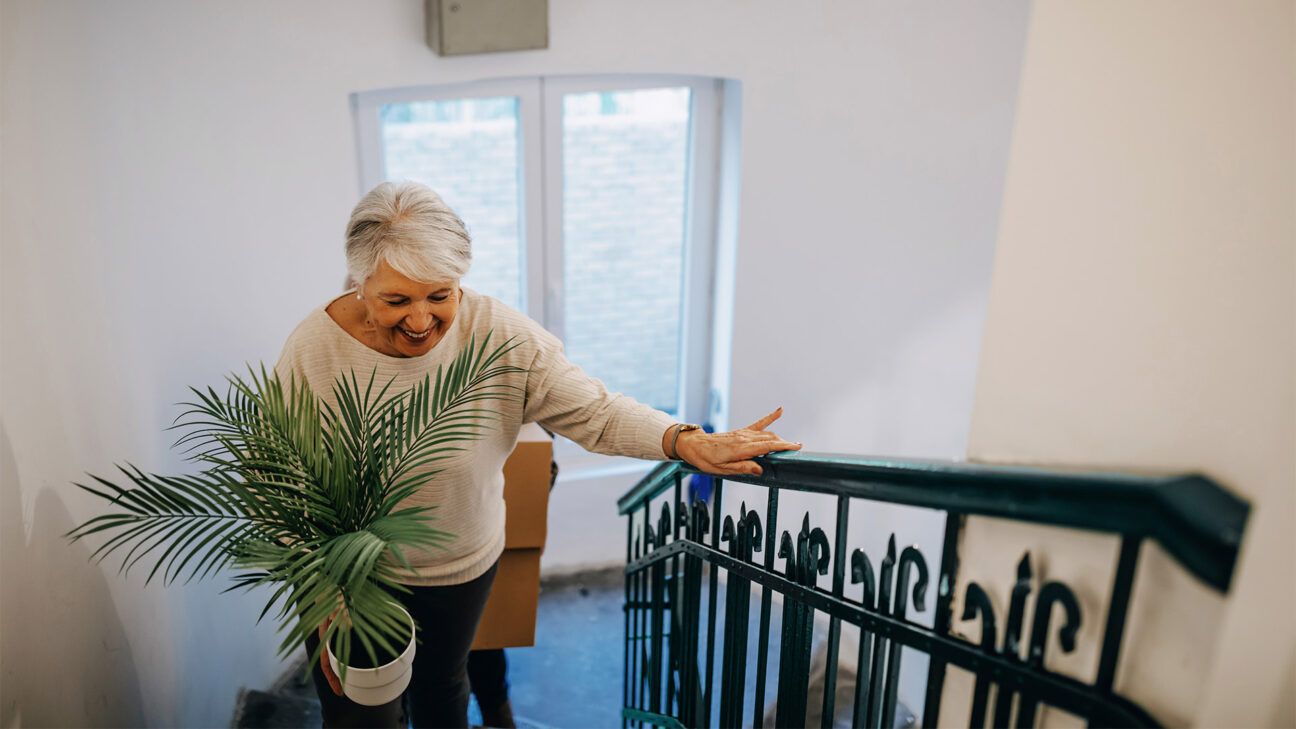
[354,76,729,471]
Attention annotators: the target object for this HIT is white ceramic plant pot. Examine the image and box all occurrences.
[325,605,417,706]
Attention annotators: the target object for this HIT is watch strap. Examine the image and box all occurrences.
[669,423,702,460]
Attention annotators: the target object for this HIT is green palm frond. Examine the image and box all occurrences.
[67,331,527,674]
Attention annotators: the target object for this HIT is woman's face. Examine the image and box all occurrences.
[359,258,460,357]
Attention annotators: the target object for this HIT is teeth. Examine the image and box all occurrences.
[401,326,431,340]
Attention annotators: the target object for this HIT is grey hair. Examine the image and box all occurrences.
[344,181,472,286]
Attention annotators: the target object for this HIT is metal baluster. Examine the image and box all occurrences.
[800,523,829,725]
[622,513,632,721]
[649,505,669,715]
[670,478,683,718]
[704,479,725,727]
[1090,537,1141,729]
[752,487,778,729]
[719,514,742,728]
[624,514,633,729]
[850,548,877,729]
[677,503,697,726]
[821,496,850,729]
[866,537,897,729]
[865,534,896,726]
[922,514,963,728]
[777,516,828,728]
[960,584,996,729]
[774,529,799,728]
[681,500,709,726]
[639,502,652,726]
[720,505,760,728]
[992,555,1034,728]
[1016,583,1081,728]
[882,546,928,729]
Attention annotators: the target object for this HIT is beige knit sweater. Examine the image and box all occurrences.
[273,288,676,586]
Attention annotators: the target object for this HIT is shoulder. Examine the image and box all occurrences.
[278,305,335,358]
[274,298,352,380]
[457,288,561,357]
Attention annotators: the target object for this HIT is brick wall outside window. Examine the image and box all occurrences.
[381,111,687,414]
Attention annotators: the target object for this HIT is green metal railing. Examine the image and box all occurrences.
[617,452,1248,728]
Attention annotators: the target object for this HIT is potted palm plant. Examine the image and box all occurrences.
[67,333,523,705]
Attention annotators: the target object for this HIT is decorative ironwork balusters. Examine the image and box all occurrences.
[702,479,726,729]
[864,538,897,728]
[674,500,711,727]
[751,486,780,726]
[1016,582,1081,727]
[619,456,1246,729]
[850,545,878,729]
[774,514,831,728]
[849,535,931,729]
[752,510,934,729]
[668,477,683,717]
[718,502,762,728]
[882,545,929,729]
[647,502,670,715]
[992,555,1036,727]
[961,583,998,729]
[922,515,965,727]
[961,553,1082,729]
[820,495,851,729]
[1094,538,1141,701]
[638,500,654,723]
[625,518,636,729]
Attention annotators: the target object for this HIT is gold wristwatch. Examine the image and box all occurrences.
[669,423,703,460]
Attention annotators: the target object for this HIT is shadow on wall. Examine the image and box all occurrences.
[0,423,146,726]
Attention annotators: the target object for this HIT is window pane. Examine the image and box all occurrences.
[380,97,523,310]
[562,87,692,415]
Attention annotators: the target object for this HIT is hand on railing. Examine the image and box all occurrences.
[672,407,801,476]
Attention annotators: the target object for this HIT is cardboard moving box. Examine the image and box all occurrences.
[471,424,552,650]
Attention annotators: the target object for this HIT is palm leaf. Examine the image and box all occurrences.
[68,330,526,676]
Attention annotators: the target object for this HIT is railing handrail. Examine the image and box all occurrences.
[618,451,1248,591]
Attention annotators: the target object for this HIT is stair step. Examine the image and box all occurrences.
[231,688,322,729]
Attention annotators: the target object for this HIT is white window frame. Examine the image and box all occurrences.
[352,75,724,475]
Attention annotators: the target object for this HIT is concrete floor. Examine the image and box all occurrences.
[497,567,627,729]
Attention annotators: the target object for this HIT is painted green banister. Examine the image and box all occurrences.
[619,451,1247,591]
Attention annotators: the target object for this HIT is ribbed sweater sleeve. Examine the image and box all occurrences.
[521,325,675,461]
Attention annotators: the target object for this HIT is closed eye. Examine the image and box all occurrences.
[380,292,450,306]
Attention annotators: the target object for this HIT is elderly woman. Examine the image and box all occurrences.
[276,181,799,728]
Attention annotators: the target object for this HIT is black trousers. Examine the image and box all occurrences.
[466,648,509,712]
[304,560,500,728]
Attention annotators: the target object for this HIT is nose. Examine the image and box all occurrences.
[404,304,433,331]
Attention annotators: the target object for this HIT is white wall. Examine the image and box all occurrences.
[1,1,1030,725]
[967,1,1294,726]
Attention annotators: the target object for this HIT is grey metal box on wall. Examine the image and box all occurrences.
[426,0,548,56]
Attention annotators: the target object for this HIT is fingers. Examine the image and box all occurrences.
[323,657,343,696]
[746,402,782,430]
[710,459,764,477]
[734,438,801,460]
[696,441,802,477]
[319,615,343,696]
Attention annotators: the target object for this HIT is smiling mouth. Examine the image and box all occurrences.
[399,325,433,341]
